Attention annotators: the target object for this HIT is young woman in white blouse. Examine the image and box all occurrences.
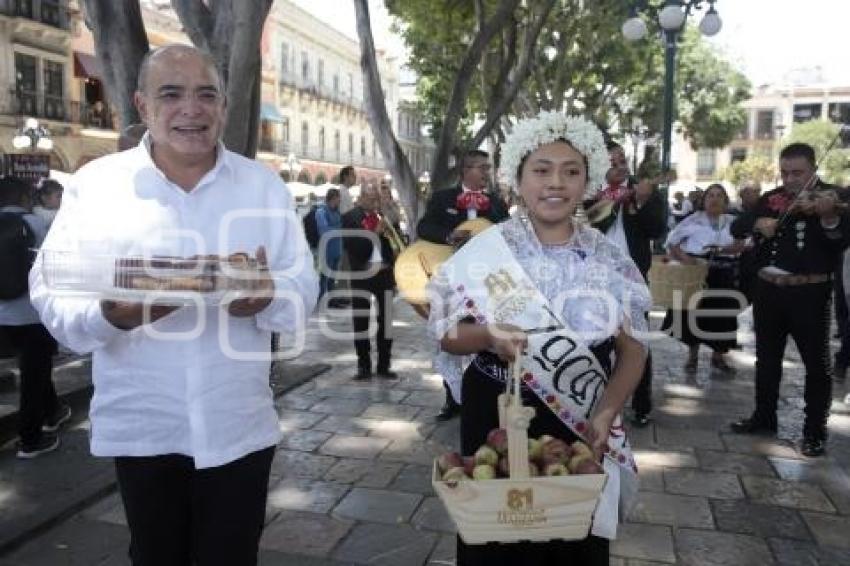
[664,183,746,372]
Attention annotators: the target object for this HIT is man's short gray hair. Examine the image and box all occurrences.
[136,44,223,94]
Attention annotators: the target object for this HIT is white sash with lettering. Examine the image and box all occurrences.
[435,226,639,538]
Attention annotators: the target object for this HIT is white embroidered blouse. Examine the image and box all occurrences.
[665,211,736,256]
[426,214,652,401]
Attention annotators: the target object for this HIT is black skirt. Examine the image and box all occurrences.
[661,260,740,353]
[456,341,614,566]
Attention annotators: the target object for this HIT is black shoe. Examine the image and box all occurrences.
[16,433,60,459]
[43,404,72,433]
[376,369,398,380]
[632,412,651,427]
[730,415,777,435]
[801,436,826,457]
[353,368,372,381]
[435,402,460,422]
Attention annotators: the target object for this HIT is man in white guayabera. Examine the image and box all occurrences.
[29,45,318,565]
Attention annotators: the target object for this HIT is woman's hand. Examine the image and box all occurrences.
[586,408,616,461]
[486,323,528,362]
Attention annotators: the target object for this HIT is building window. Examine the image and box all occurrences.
[301,121,309,152]
[829,102,850,125]
[15,52,37,116]
[348,73,354,98]
[280,42,289,75]
[398,113,403,134]
[755,110,774,139]
[319,127,325,157]
[334,130,340,154]
[43,60,64,120]
[696,148,716,177]
[301,51,309,82]
[731,148,747,162]
[348,133,353,155]
[736,115,749,139]
[317,59,324,88]
[282,118,290,143]
[372,138,376,157]
[793,103,822,123]
[333,74,339,96]
[361,136,366,157]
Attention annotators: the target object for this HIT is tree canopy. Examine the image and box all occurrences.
[786,120,850,185]
[722,156,776,187]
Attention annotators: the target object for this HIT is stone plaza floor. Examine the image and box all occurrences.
[1,301,849,565]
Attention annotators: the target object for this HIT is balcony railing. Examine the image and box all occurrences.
[2,0,71,30]
[259,138,385,169]
[10,90,115,129]
[278,71,365,113]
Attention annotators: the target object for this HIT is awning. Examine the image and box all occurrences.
[74,51,102,80]
[260,102,285,123]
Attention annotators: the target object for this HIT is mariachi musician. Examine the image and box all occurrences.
[417,149,510,420]
[586,141,667,427]
[730,142,850,458]
[342,185,403,381]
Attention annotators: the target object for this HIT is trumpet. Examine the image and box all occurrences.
[376,212,406,255]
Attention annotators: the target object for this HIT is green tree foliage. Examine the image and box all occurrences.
[786,120,850,185]
[627,27,750,149]
[722,156,776,187]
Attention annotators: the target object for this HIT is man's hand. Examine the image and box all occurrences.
[101,300,180,331]
[813,191,840,223]
[634,179,654,206]
[227,246,274,318]
[586,407,616,461]
[447,229,471,247]
[754,217,778,239]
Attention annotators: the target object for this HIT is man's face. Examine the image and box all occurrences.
[134,49,225,167]
[607,148,629,185]
[328,195,340,210]
[780,156,816,191]
[461,157,490,191]
[360,188,380,212]
[343,172,357,187]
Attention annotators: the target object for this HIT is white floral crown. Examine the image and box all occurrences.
[499,111,609,199]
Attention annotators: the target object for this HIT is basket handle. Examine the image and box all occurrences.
[503,350,535,479]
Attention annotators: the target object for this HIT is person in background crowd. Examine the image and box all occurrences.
[316,188,342,301]
[662,184,744,373]
[33,179,63,228]
[337,165,356,215]
[0,176,70,459]
[730,143,850,458]
[588,141,666,427]
[379,180,406,240]
[30,45,318,564]
[417,149,510,421]
[737,182,762,214]
[342,185,398,380]
[670,190,690,224]
[736,181,764,306]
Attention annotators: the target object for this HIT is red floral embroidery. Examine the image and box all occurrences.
[597,184,631,204]
[766,192,793,213]
[360,212,380,231]
[456,191,490,212]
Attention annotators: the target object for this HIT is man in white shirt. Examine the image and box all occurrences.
[30,45,317,565]
[337,165,356,215]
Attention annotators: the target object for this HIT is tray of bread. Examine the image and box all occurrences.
[41,251,265,305]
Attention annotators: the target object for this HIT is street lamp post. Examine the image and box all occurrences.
[12,117,53,152]
[622,0,722,184]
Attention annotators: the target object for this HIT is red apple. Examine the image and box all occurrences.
[543,462,570,476]
[437,451,463,474]
[527,438,543,462]
[567,454,590,474]
[462,456,476,476]
[486,428,509,455]
[497,456,510,477]
[571,440,593,459]
[541,438,573,465]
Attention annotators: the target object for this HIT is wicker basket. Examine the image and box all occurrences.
[647,256,708,310]
[432,359,607,544]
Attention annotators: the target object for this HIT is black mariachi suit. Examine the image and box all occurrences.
[416,186,510,244]
[731,181,850,439]
[589,183,667,417]
[342,207,397,373]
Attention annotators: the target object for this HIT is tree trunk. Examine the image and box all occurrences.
[429,0,520,191]
[353,0,419,225]
[172,0,272,158]
[81,0,149,129]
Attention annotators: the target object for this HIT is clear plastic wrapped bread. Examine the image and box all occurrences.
[42,251,264,305]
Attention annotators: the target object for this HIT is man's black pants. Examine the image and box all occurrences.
[753,279,832,438]
[0,324,58,445]
[350,267,394,372]
[115,446,275,566]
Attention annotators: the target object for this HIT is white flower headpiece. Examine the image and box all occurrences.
[499,111,609,199]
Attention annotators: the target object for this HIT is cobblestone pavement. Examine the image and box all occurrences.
[2,302,850,565]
